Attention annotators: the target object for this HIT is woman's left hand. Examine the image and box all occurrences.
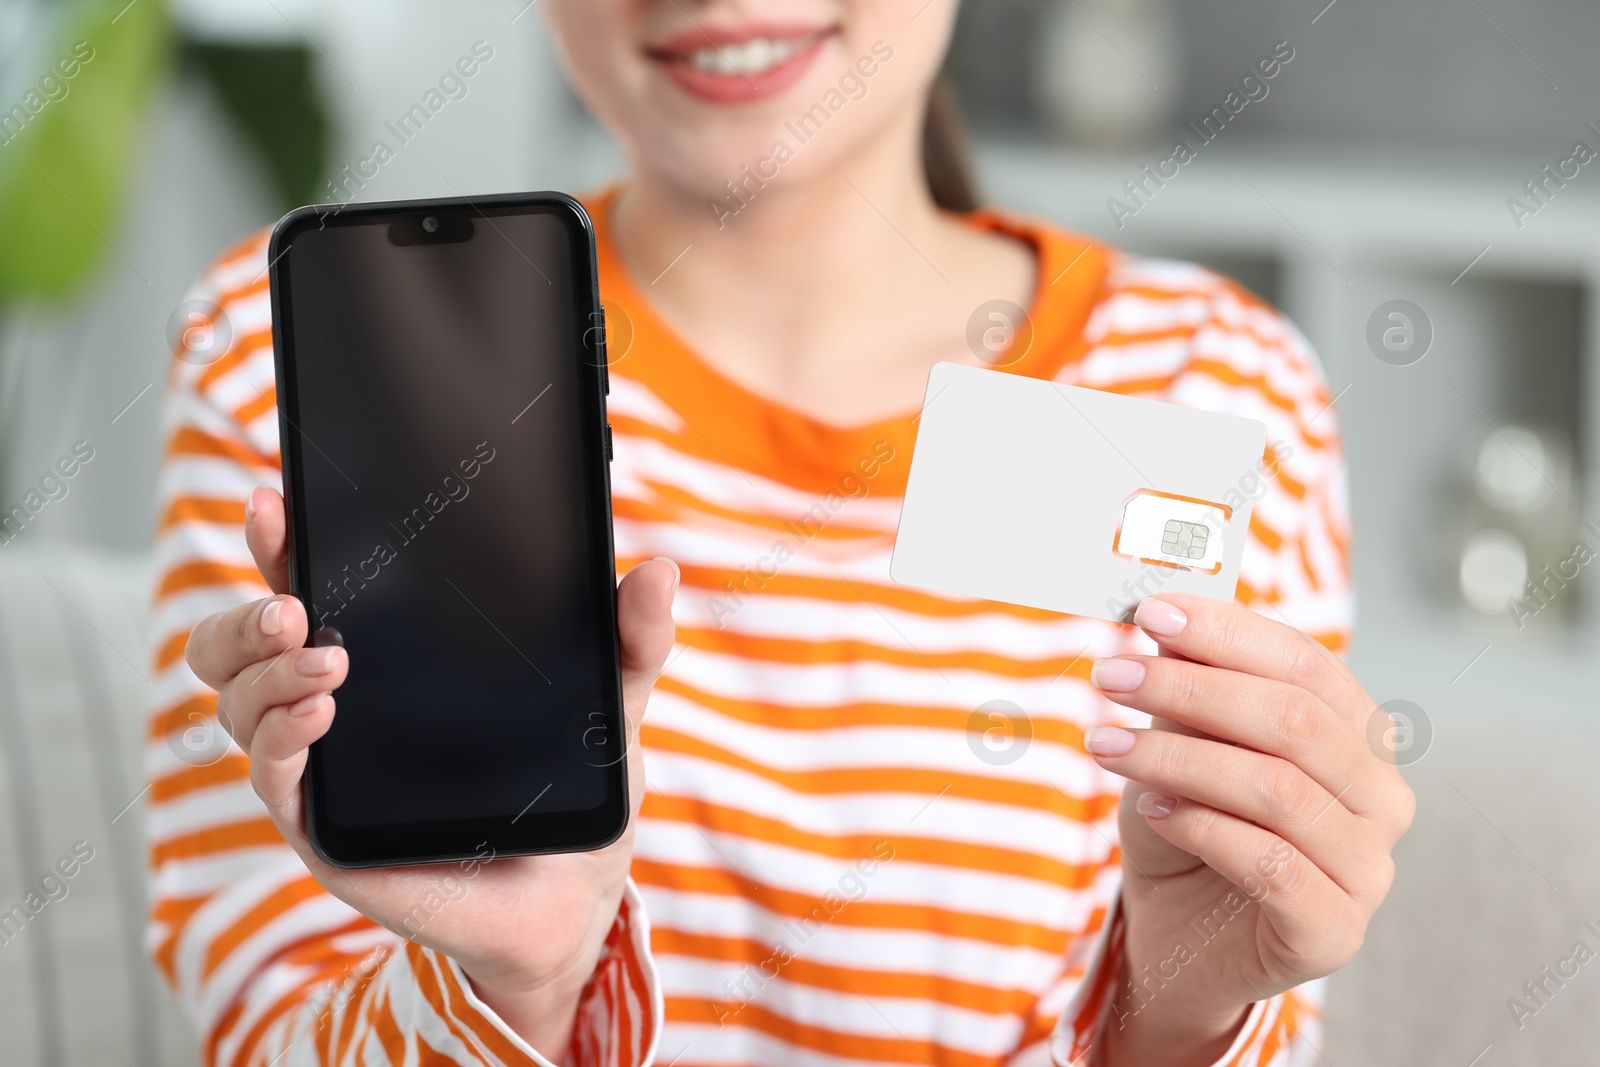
[1082,593,1414,1066]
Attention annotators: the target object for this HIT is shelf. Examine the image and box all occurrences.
[974,139,1600,712]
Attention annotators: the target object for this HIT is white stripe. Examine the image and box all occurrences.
[643,747,1118,862]
[672,581,1115,660]
[656,956,1022,1052]
[662,645,1121,714]
[633,821,1095,925]
[646,688,1108,787]
[642,886,1080,983]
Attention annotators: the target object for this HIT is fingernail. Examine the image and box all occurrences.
[1137,792,1177,819]
[288,692,328,718]
[245,487,261,524]
[260,598,284,636]
[297,647,339,676]
[1084,726,1136,757]
[654,556,681,593]
[1134,598,1187,637]
[1090,657,1145,693]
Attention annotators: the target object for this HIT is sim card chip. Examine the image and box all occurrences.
[1114,491,1231,574]
[1162,519,1209,559]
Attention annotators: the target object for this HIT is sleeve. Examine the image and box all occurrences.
[145,233,665,1067]
[1040,271,1351,1066]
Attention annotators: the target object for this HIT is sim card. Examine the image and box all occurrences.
[890,363,1268,624]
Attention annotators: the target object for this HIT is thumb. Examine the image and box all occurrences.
[245,486,292,594]
[617,557,679,733]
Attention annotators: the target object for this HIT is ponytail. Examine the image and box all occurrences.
[922,74,979,213]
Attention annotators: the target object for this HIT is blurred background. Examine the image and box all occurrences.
[1,0,1598,1063]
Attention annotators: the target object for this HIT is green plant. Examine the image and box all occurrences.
[0,0,170,301]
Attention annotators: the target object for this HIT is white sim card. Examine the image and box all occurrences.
[890,363,1268,624]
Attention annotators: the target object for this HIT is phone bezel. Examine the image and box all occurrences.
[267,192,626,869]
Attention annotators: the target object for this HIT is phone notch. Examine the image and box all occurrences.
[388,212,475,246]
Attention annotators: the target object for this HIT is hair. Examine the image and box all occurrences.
[922,74,979,213]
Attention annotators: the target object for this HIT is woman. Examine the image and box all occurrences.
[150,2,1412,1065]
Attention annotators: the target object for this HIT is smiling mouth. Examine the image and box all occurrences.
[663,31,831,77]
[646,25,837,104]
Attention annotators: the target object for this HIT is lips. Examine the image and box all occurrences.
[647,24,835,105]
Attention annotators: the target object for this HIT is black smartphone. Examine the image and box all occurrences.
[267,193,624,868]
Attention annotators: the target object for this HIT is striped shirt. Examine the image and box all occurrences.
[146,188,1352,1067]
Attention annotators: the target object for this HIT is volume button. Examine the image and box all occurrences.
[606,422,613,462]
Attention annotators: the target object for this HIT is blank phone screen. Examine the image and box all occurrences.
[275,202,621,858]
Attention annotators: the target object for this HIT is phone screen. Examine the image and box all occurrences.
[271,197,623,866]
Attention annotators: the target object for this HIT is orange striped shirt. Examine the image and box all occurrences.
[146,190,1351,1067]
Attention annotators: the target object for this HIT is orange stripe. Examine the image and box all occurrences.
[1063,904,1118,1061]
[666,995,990,1067]
[1297,536,1321,593]
[1221,996,1272,1067]
[1273,461,1308,501]
[151,893,209,981]
[1321,490,1350,560]
[206,998,244,1067]
[430,945,539,1064]
[334,958,382,1065]
[157,560,268,600]
[151,816,284,866]
[643,560,1077,623]
[197,327,273,393]
[234,387,278,428]
[204,874,325,979]
[416,1032,455,1065]
[1250,512,1283,553]
[211,228,271,274]
[405,944,493,1064]
[149,694,214,742]
[674,624,1098,678]
[654,674,1092,742]
[371,983,409,1066]
[164,424,278,471]
[650,926,1033,1015]
[644,477,891,541]
[149,754,249,803]
[636,860,1078,952]
[229,965,344,1067]
[1185,359,1298,416]
[643,791,1102,888]
[642,723,1114,818]
[159,495,248,532]
[154,628,190,672]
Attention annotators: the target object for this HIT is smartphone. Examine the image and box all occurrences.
[267,193,624,868]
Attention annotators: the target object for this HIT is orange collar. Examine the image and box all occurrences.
[587,186,1110,496]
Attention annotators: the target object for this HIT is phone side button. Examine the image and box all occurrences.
[606,422,613,462]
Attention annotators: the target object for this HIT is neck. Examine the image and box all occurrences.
[598,109,1034,428]
[609,108,947,319]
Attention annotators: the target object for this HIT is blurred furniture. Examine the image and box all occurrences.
[0,546,197,1067]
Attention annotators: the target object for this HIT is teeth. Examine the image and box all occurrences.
[687,36,804,76]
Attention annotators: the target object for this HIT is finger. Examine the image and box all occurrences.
[217,645,348,752]
[186,593,309,691]
[1135,794,1371,979]
[617,556,679,727]
[250,691,337,818]
[1091,654,1381,816]
[246,486,292,594]
[1132,595,1363,724]
[1084,725,1381,899]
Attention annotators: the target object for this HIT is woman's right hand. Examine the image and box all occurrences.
[184,486,678,1054]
